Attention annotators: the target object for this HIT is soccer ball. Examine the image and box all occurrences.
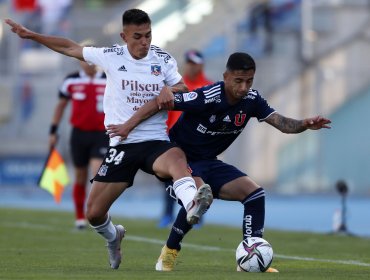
[236,237,273,272]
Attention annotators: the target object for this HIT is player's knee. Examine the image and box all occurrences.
[86,205,105,225]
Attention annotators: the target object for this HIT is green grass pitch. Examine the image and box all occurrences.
[1,207,369,279]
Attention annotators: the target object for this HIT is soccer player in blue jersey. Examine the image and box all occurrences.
[107,52,331,272]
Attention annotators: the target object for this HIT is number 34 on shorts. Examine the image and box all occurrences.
[97,148,124,177]
[105,148,125,165]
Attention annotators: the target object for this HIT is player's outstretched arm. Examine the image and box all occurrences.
[5,19,84,60]
[265,113,331,133]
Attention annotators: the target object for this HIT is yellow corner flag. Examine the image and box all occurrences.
[38,148,70,203]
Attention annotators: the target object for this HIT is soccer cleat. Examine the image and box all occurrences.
[155,245,179,271]
[186,184,213,225]
[266,267,279,272]
[237,265,279,272]
[107,225,126,269]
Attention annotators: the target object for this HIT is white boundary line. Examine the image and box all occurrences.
[3,221,370,267]
[127,236,370,267]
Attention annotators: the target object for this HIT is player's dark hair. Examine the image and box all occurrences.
[226,52,256,71]
[122,9,151,26]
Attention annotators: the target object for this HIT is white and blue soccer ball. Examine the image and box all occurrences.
[236,237,273,272]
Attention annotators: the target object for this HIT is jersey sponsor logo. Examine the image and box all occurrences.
[72,92,86,100]
[103,47,124,55]
[118,65,127,71]
[223,115,231,122]
[151,65,161,76]
[204,96,221,104]
[196,124,207,134]
[234,113,246,126]
[174,93,183,103]
[209,115,216,123]
[122,80,160,92]
[205,127,244,136]
[183,91,197,102]
[203,84,221,104]
[98,164,108,176]
[127,97,151,107]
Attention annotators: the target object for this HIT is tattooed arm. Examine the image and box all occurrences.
[265,113,331,133]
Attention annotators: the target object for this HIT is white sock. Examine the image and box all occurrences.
[173,177,197,211]
[91,215,117,242]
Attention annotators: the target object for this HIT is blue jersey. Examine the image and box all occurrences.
[169,81,275,161]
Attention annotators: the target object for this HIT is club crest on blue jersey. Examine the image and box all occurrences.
[151,65,161,76]
[234,113,247,126]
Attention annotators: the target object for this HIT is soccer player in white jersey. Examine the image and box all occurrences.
[107,52,332,272]
[5,9,212,270]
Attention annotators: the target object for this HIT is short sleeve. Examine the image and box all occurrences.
[83,47,109,71]
[254,93,275,121]
[163,56,182,87]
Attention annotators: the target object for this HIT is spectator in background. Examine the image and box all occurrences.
[49,50,109,230]
[248,0,273,54]
[158,50,213,228]
[37,0,72,36]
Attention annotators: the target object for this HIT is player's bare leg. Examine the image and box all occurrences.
[86,181,128,269]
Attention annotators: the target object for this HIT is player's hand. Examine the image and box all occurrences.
[5,19,34,39]
[106,124,130,141]
[170,86,183,93]
[157,86,174,110]
[304,116,331,130]
[49,134,58,150]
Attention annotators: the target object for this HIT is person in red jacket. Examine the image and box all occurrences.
[49,58,109,230]
[158,50,213,228]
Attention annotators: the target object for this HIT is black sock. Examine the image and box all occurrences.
[166,207,192,250]
[242,188,265,239]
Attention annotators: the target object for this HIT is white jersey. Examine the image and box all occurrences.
[83,44,182,146]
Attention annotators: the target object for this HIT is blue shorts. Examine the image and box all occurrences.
[188,159,246,199]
